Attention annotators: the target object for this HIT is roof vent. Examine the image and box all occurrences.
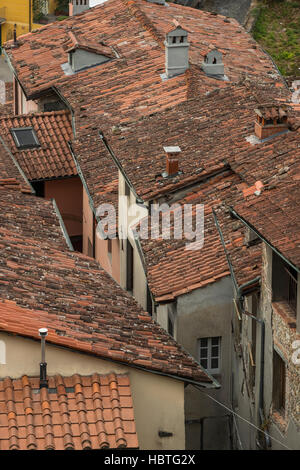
[163,146,181,177]
[39,328,48,389]
[69,0,90,16]
[254,105,288,140]
[164,22,189,79]
[201,49,225,79]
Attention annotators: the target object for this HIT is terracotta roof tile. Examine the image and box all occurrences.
[0,374,138,450]
[0,137,32,194]
[0,190,212,385]
[138,170,262,300]
[232,179,300,269]
[5,0,285,212]
[0,110,75,181]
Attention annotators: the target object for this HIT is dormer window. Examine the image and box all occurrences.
[201,49,225,79]
[63,32,114,75]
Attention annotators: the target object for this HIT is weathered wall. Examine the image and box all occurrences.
[157,276,233,449]
[0,331,185,450]
[233,243,300,450]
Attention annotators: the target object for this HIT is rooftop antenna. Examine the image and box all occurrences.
[39,328,48,389]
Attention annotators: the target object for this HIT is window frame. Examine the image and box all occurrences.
[10,127,40,150]
[199,336,221,374]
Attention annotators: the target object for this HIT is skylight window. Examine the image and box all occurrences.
[10,127,40,150]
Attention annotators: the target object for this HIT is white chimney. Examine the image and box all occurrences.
[201,49,225,77]
[164,23,189,79]
[69,0,90,16]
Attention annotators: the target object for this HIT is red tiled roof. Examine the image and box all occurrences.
[0,138,32,194]
[0,373,138,450]
[0,190,212,386]
[0,110,75,181]
[232,180,300,269]
[139,170,261,301]
[104,81,292,201]
[4,0,285,212]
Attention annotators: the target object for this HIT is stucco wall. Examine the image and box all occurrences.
[0,331,185,450]
[118,171,148,310]
[157,276,233,449]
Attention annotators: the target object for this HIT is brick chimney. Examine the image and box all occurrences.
[165,23,189,78]
[163,146,181,176]
[254,105,288,140]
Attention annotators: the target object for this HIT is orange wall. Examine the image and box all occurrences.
[45,177,82,237]
[82,188,120,282]
[95,236,120,284]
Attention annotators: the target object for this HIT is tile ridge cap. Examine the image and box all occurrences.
[122,0,164,48]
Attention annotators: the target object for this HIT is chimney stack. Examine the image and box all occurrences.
[69,0,90,17]
[163,146,181,176]
[164,23,189,78]
[254,105,288,140]
[39,328,48,389]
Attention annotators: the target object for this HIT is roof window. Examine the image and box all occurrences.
[10,127,40,150]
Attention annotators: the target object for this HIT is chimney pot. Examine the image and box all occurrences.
[164,146,181,176]
[39,328,48,389]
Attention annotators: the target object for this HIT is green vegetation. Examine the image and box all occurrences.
[252,0,300,76]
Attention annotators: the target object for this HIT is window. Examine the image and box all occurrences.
[273,349,286,412]
[272,252,298,315]
[126,240,133,292]
[168,314,174,337]
[10,127,40,150]
[199,337,221,374]
[107,238,112,264]
[87,237,93,258]
[0,340,6,364]
[125,180,130,197]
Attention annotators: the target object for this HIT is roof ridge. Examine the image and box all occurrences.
[0,110,70,121]
[122,0,164,48]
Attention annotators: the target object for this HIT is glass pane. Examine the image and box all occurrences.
[200,348,208,358]
[212,346,219,357]
[12,128,39,148]
[212,337,220,346]
[200,359,208,369]
[200,338,208,347]
[211,358,219,369]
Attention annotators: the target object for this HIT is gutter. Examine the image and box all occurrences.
[52,198,74,251]
[2,327,217,390]
[230,207,300,273]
